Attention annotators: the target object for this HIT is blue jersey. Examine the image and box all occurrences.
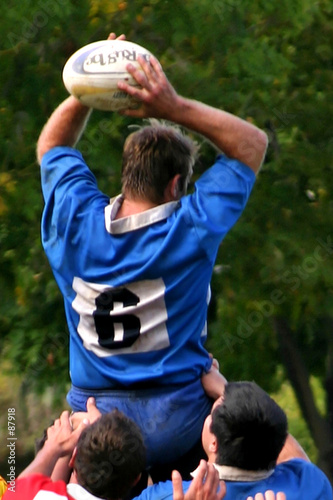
[134,460,333,500]
[41,147,255,390]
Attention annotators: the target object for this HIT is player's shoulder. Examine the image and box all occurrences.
[3,473,68,499]
[277,459,332,497]
[192,154,256,194]
[280,457,324,473]
[133,479,191,500]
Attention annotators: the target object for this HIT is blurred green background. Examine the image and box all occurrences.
[0,0,332,483]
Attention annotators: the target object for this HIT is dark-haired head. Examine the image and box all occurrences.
[210,382,288,471]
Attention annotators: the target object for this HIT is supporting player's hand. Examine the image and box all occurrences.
[70,397,102,430]
[208,353,220,371]
[118,54,180,120]
[18,410,89,479]
[46,410,89,457]
[172,460,226,500]
[247,491,286,500]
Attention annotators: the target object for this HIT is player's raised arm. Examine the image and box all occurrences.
[36,33,126,165]
[118,55,268,174]
[36,96,92,164]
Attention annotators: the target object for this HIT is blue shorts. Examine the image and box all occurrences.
[67,379,212,467]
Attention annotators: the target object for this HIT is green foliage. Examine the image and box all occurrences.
[272,374,318,462]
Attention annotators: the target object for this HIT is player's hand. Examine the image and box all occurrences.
[172,460,226,500]
[117,54,181,119]
[247,491,286,500]
[208,353,220,371]
[70,397,102,430]
[45,410,89,457]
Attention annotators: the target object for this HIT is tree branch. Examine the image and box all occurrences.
[272,316,333,484]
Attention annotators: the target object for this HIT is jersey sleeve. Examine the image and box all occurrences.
[40,146,109,264]
[40,146,105,207]
[3,474,71,500]
[185,154,256,262]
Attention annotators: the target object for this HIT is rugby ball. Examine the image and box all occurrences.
[62,40,153,111]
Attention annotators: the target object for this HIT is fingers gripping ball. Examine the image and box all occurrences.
[62,40,153,111]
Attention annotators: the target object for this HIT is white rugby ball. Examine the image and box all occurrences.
[62,39,153,111]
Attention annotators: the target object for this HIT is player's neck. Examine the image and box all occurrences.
[115,197,158,219]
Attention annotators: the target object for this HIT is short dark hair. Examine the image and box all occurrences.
[35,420,55,455]
[210,382,288,471]
[121,120,199,204]
[74,410,146,500]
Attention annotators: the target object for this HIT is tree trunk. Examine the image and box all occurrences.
[273,316,333,485]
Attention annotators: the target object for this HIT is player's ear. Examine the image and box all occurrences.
[209,436,218,454]
[132,473,142,487]
[164,174,182,201]
[69,447,78,468]
[177,176,185,195]
[172,178,179,198]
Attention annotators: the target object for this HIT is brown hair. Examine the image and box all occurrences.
[74,410,146,500]
[121,120,199,204]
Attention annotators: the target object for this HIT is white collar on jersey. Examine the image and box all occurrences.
[191,463,274,482]
[67,483,104,500]
[104,194,180,234]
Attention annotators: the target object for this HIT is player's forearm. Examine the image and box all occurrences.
[51,456,73,482]
[17,445,60,479]
[201,368,227,401]
[169,96,268,174]
[36,96,92,164]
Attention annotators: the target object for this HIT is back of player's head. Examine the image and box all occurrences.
[121,119,199,204]
[74,409,146,500]
[211,381,288,471]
